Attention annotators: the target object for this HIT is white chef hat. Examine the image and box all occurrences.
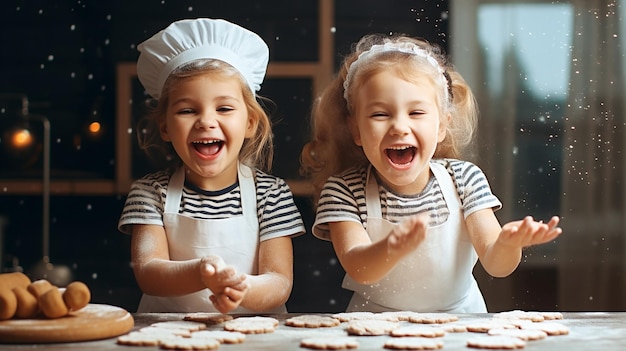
[137,18,269,99]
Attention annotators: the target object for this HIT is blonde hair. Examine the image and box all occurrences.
[137,59,274,172]
[300,34,478,201]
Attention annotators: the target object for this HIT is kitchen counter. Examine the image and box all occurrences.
[1,312,625,350]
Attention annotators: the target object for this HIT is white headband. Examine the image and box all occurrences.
[343,42,449,102]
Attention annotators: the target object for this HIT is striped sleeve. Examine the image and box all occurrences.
[312,168,367,240]
[117,170,171,234]
[445,159,502,218]
[255,171,306,241]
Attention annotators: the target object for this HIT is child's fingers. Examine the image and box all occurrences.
[200,255,226,277]
[214,269,246,287]
[223,287,246,304]
[209,294,234,314]
[230,276,249,292]
[211,289,244,313]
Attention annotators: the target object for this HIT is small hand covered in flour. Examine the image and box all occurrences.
[199,255,249,313]
[209,281,249,314]
[387,214,428,256]
[498,216,562,248]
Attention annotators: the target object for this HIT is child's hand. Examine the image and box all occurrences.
[209,281,249,314]
[387,214,428,256]
[498,216,562,248]
[199,255,249,313]
[199,256,246,293]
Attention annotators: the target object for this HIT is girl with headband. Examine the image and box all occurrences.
[301,34,562,312]
[118,18,305,314]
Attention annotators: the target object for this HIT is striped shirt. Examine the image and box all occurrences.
[118,168,305,241]
[313,158,502,240]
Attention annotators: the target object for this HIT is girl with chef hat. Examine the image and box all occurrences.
[118,18,305,314]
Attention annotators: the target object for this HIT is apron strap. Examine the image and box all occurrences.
[164,164,258,229]
[164,167,185,214]
[365,165,383,218]
[238,163,259,230]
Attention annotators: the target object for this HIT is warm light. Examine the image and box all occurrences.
[11,129,33,149]
[88,121,101,134]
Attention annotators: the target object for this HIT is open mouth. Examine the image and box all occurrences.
[385,146,416,165]
[192,140,224,156]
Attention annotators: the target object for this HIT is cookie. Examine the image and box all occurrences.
[390,325,446,338]
[346,319,399,336]
[300,336,359,350]
[440,323,468,333]
[384,337,444,350]
[183,312,234,324]
[381,311,422,322]
[488,328,547,341]
[466,335,526,349]
[160,336,220,350]
[116,331,178,346]
[539,311,563,320]
[408,313,459,324]
[285,315,341,328]
[331,311,377,322]
[139,326,192,337]
[151,320,207,331]
[223,316,279,334]
[465,320,517,333]
[493,310,544,322]
[191,330,246,344]
[521,321,570,336]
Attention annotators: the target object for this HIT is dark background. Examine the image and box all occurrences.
[0,0,549,313]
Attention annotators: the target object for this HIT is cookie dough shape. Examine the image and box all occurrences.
[116,331,178,346]
[346,319,399,336]
[223,316,279,334]
[285,315,341,328]
[160,336,220,350]
[521,321,570,336]
[151,320,207,331]
[192,330,246,344]
[488,328,547,341]
[384,337,444,350]
[300,336,359,350]
[408,313,459,324]
[390,325,446,338]
[183,312,234,324]
[466,335,526,349]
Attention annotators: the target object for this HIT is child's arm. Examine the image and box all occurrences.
[130,224,245,297]
[466,209,562,277]
[214,236,294,312]
[329,215,428,284]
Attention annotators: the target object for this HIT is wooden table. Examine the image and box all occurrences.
[1,312,625,350]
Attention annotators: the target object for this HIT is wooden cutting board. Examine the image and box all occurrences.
[0,303,134,344]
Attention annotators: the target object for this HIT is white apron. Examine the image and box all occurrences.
[343,162,487,313]
[137,163,286,313]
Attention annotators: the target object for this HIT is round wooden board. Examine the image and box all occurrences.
[0,303,134,344]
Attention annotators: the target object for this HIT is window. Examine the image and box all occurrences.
[451,0,626,311]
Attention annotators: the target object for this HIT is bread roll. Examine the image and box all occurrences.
[12,286,39,318]
[0,272,31,291]
[27,279,53,298]
[62,281,91,311]
[38,288,68,319]
[0,289,17,320]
